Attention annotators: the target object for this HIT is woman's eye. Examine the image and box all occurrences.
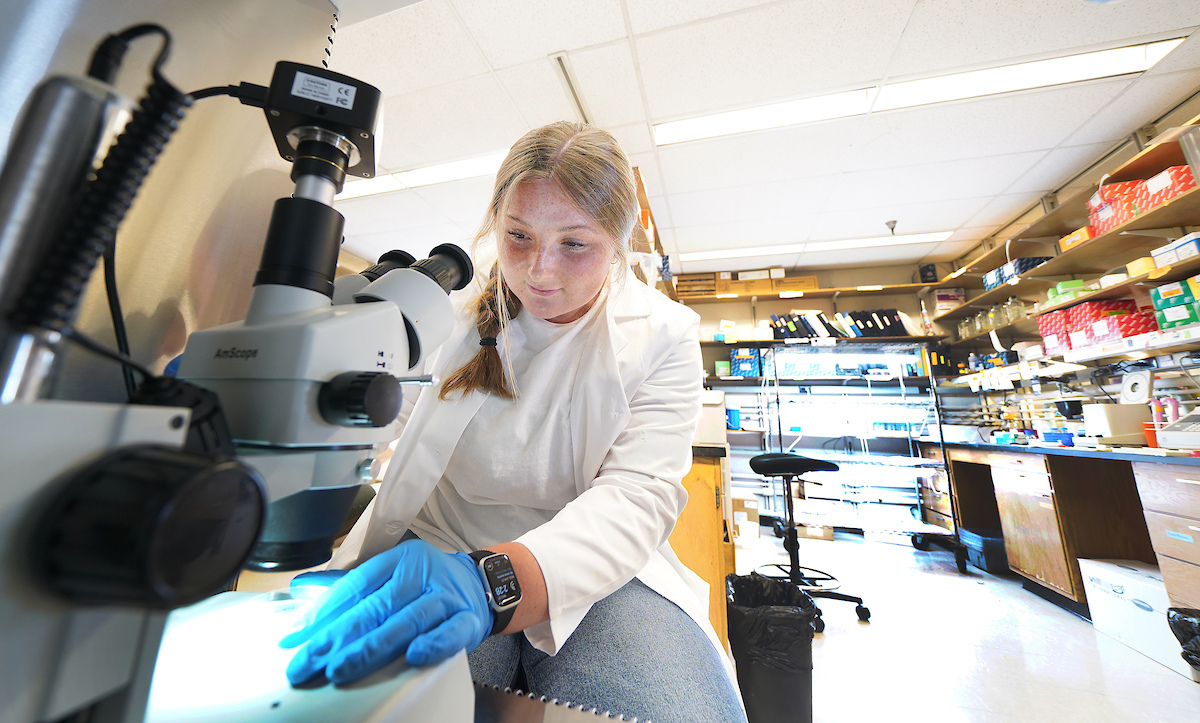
[563,239,587,249]
[507,231,529,242]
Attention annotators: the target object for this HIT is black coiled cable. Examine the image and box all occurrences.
[11,25,191,397]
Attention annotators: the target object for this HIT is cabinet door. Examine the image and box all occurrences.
[670,456,728,650]
[992,468,1076,598]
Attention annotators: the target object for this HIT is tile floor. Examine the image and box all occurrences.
[733,529,1200,722]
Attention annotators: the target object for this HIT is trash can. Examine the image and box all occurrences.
[1168,608,1200,682]
[726,572,819,723]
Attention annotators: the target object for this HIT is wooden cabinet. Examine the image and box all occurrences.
[992,466,1075,597]
[670,451,734,652]
[1132,462,1200,609]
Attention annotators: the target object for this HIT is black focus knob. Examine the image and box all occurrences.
[318,371,401,427]
[29,444,267,608]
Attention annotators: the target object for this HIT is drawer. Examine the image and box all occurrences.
[919,445,944,463]
[922,508,954,532]
[1145,510,1200,567]
[990,466,1053,495]
[1159,554,1200,609]
[987,452,1048,475]
[1132,462,1200,518]
[920,485,953,518]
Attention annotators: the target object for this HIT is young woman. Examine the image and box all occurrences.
[282,121,746,723]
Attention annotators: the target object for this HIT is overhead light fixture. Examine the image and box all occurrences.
[336,174,406,200]
[653,37,1183,145]
[778,290,805,299]
[394,151,507,189]
[803,231,952,253]
[653,88,874,145]
[874,37,1184,111]
[679,243,806,263]
[856,285,885,292]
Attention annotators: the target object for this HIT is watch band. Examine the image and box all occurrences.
[469,549,518,636]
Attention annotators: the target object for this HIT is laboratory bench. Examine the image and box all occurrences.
[918,441,1200,615]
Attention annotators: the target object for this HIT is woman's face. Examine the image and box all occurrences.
[499,179,617,323]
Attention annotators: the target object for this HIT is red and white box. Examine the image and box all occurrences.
[1088,180,1142,236]
[1042,332,1072,356]
[1090,312,1159,345]
[1141,165,1196,211]
[1066,299,1137,331]
[1037,309,1068,337]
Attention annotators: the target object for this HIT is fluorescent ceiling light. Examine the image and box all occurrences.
[803,231,952,253]
[336,174,406,200]
[680,243,806,263]
[394,151,507,188]
[654,88,874,145]
[654,38,1183,145]
[857,285,885,291]
[875,37,1184,111]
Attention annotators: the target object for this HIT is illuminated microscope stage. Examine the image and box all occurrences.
[145,590,474,722]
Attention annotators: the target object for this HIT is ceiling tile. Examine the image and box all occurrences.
[1064,69,1200,145]
[609,123,656,156]
[888,0,1200,78]
[1005,142,1116,195]
[628,151,664,197]
[807,196,990,241]
[377,75,528,170]
[667,176,838,229]
[411,176,495,231]
[824,151,1047,212]
[329,0,489,96]
[634,0,918,121]
[845,80,1129,172]
[794,242,941,269]
[655,117,863,194]
[647,194,673,229]
[625,0,775,35]
[450,0,627,69]
[963,192,1047,229]
[672,216,815,253]
[678,252,802,276]
[335,190,444,235]
[346,223,474,263]
[947,226,998,244]
[1148,30,1200,75]
[495,59,582,127]
[565,42,647,127]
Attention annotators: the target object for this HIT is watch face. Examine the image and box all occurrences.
[481,554,520,610]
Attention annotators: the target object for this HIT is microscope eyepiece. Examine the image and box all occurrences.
[409,243,473,294]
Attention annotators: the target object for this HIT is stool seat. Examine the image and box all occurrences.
[750,453,839,477]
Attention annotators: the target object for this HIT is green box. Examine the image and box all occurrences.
[714,360,731,376]
[1155,300,1200,329]
[1053,279,1087,295]
[1151,276,1200,310]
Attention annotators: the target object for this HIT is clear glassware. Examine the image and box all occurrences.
[987,305,1002,329]
[1006,296,1027,322]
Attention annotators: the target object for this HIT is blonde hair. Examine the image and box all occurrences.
[439,121,639,400]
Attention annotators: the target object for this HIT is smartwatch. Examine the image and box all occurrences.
[468,549,521,635]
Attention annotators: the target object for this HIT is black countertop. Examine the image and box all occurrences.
[691,444,727,458]
[929,440,1200,467]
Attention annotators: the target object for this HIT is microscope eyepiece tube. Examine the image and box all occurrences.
[409,243,474,293]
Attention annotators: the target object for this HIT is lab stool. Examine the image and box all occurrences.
[750,452,871,633]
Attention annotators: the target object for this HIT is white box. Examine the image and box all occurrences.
[694,390,728,445]
[1078,559,1199,681]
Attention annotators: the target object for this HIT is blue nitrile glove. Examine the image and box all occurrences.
[279,538,494,685]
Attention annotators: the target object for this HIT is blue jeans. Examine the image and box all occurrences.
[468,577,747,723]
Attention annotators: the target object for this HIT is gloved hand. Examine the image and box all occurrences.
[279,538,494,685]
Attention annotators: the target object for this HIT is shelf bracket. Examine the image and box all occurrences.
[1040,193,1058,214]
[1118,227,1190,239]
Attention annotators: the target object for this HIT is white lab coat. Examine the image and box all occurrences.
[331,273,738,687]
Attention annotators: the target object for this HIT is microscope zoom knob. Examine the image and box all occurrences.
[29,445,267,608]
[318,371,402,427]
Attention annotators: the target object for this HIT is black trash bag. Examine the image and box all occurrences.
[726,573,819,723]
[1167,608,1200,671]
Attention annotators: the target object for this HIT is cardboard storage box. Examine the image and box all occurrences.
[1152,276,1200,309]
[1078,559,1200,681]
[934,287,966,314]
[1141,165,1196,211]
[731,496,760,540]
[715,278,774,295]
[1128,256,1157,276]
[799,524,834,541]
[1090,313,1158,344]
[1067,299,1136,330]
[772,275,819,293]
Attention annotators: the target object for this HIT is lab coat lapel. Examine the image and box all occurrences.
[569,279,650,495]
[352,318,488,564]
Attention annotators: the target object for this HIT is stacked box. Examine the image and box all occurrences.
[1140,165,1196,211]
[933,287,966,314]
[1128,256,1156,276]
[1090,312,1159,345]
[983,268,1003,291]
[1156,302,1200,330]
[729,348,761,377]
[1066,299,1137,330]
[1002,257,1052,281]
[1058,226,1095,253]
[1151,276,1200,309]
[1088,180,1142,236]
[1037,309,1071,355]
